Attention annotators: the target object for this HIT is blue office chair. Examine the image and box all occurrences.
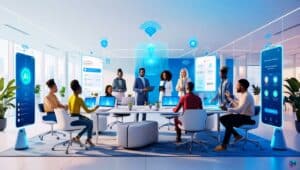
[38,103,66,141]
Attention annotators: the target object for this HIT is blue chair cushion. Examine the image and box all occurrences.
[42,112,57,122]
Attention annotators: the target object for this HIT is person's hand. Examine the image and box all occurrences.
[225,91,232,101]
[220,105,227,111]
[180,87,184,91]
[64,105,68,110]
[143,88,149,92]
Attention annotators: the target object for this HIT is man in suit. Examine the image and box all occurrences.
[133,68,152,121]
[211,66,233,108]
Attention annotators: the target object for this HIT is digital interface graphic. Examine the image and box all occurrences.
[140,21,161,37]
[261,46,283,127]
[16,53,35,128]
[195,56,217,92]
[84,97,97,108]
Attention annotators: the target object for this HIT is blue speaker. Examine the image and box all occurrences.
[271,128,287,150]
[15,128,29,150]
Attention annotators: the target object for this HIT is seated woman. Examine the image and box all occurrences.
[105,85,113,97]
[44,79,68,121]
[68,80,99,147]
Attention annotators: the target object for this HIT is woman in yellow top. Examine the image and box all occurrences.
[68,80,99,146]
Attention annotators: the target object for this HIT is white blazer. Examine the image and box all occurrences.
[176,77,191,97]
[159,80,173,102]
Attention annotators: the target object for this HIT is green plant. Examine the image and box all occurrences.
[284,77,300,121]
[59,86,66,97]
[34,84,41,95]
[0,78,17,119]
[252,84,261,95]
[91,92,98,97]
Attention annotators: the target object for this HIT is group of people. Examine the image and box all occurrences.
[43,65,256,152]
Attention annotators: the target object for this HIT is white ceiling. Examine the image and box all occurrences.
[0,0,299,58]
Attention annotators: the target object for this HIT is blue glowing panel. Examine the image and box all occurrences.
[261,46,283,127]
[189,38,198,48]
[100,39,108,48]
[99,96,116,107]
[162,96,179,106]
[84,97,96,108]
[16,53,35,128]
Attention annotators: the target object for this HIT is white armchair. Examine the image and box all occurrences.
[177,109,208,153]
[52,108,86,154]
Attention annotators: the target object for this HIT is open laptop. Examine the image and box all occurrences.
[99,96,116,108]
[84,97,97,108]
[162,96,179,108]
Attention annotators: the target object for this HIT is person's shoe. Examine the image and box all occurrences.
[233,135,243,143]
[72,136,82,146]
[86,139,95,147]
[214,145,227,152]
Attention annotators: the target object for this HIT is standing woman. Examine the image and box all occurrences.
[159,70,173,102]
[176,68,191,97]
[112,68,127,103]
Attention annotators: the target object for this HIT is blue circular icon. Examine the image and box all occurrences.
[264,90,269,97]
[264,76,269,84]
[273,76,278,84]
[100,39,108,48]
[20,68,31,85]
[189,39,198,48]
[273,90,278,98]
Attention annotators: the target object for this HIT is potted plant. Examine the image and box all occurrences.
[34,84,41,103]
[284,77,300,133]
[252,84,261,105]
[0,78,17,131]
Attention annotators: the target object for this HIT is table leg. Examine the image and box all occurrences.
[96,114,99,144]
[217,113,221,143]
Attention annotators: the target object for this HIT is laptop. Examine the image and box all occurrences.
[99,96,116,108]
[84,97,96,108]
[162,96,179,108]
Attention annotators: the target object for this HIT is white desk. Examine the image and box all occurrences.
[94,106,227,144]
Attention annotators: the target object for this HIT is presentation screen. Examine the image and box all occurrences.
[16,53,35,128]
[99,96,116,107]
[261,46,283,127]
[82,56,103,97]
[195,56,217,91]
[162,96,179,107]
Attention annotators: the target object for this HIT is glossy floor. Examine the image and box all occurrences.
[0,110,299,170]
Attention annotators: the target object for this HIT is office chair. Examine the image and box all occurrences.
[176,109,208,153]
[234,106,263,150]
[38,103,66,141]
[159,113,178,130]
[52,108,87,154]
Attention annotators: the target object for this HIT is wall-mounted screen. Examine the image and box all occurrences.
[261,46,283,127]
[16,53,35,128]
[82,56,103,97]
[195,56,217,91]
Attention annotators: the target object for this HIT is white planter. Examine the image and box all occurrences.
[254,95,260,106]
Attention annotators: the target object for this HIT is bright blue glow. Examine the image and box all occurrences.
[264,90,269,97]
[140,21,161,37]
[20,68,31,85]
[83,68,101,73]
[100,39,108,48]
[189,39,198,48]
[273,76,278,84]
[162,96,179,106]
[99,96,116,107]
[273,90,278,98]
[264,108,278,115]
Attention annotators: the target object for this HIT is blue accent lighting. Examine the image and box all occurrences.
[189,39,198,48]
[100,39,108,48]
[20,68,31,85]
[140,21,161,37]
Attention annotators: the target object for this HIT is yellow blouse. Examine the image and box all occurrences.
[68,94,97,115]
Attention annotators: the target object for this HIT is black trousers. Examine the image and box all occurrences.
[220,114,254,145]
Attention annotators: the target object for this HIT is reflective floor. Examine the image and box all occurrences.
[0,110,299,170]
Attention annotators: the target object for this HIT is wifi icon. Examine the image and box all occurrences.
[140,21,161,37]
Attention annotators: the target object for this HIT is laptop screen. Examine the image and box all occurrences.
[162,96,179,107]
[99,96,116,107]
[84,97,96,108]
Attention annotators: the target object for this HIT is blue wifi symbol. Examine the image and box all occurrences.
[140,21,161,37]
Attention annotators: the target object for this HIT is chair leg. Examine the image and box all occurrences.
[236,130,263,150]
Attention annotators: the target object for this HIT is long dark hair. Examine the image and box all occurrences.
[105,85,113,96]
[160,70,172,81]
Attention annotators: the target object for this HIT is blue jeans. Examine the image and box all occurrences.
[71,115,93,139]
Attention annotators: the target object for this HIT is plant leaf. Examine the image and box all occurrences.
[0,78,4,91]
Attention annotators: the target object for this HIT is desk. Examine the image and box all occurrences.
[94,106,179,144]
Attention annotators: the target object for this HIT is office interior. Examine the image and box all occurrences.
[0,1,299,170]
